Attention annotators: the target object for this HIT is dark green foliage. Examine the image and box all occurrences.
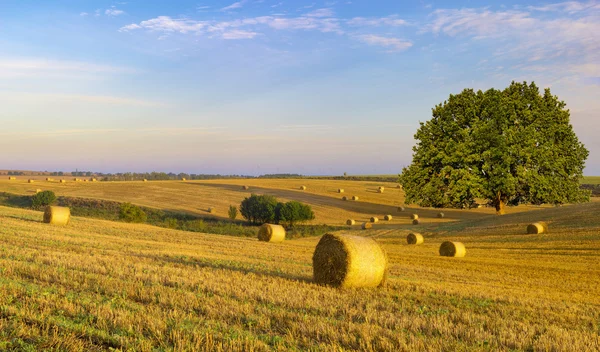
[400,81,589,213]
[119,203,147,223]
[30,191,57,209]
[228,205,238,220]
[275,201,315,228]
[240,194,278,224]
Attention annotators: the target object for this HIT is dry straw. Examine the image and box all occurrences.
[437,212,445,218]
[412,219,420,225]
[243,185,249,190]
[352,196,359,201]
[258,223,286,243]
[384,215,392,221]
[346,219,356,226]
[397,206,405,212]
[43,206,71,226]
[361,222,372,230]
[439,241,466,257]
[300,186,307,190]
[208,207,216,214]
[338,189,344,193]
[312,233,388,288]
[370,217,379,223]
[407,233,424,245]
[527,222,548,234]
[411,214,419,220]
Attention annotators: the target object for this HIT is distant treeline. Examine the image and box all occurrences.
[97,172,255,181]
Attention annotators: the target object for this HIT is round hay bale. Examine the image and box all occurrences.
[361,222,372,230]
[35,189,42,194]
[312,233,388,288]
[370,217,379,223]
[43,206,70,226]
[412,219,420,225]
[242,185,249,190]
[377,189,384,193]
[407,233,424,245]
[397,206,405,212]
[342,196,348,201]
[60,180,66,183]
[352,196,359,201]
[439,241,466,257]
[527,222,548,234]
[91,178,97,182]
[258,224,286,243]
[300,186,307,190]
[384,215,392,221]
[346,219,356,226]
[410,214,419,220]
[378,186,385,191]
[397,184,402,189]
[28,179,35,183]
[181,178,187,181]
[338,189,344,193]
[437,212,445,218]
[208,207,215,214]
[8,176,16,180]
[143,179,148,182]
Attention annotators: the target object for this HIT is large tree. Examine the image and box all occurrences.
[399,81,589,214]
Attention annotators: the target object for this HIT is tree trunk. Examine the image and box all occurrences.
[495,191,506,215]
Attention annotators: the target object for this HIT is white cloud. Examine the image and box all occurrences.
[80,12,88,17]
[347,15,408,27]
[0,58,135,78]
[105,8,125,16]
[527,0,600,14]
[356,34,412,52]
[221,0,247,11]
[222,30,258,39]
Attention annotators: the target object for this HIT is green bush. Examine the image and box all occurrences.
[228,205,238,220]
[119,202,147,223]
[275,201,315,228]
[31,190,56,209]
[240,194,278,224]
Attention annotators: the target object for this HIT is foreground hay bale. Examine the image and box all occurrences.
[346,219,356,226]
[397,206,405,212]
[370,217,379,223]
[43,206,70,226]
[527,222,548,234]
[407,233,424,245]
[361,222,372,230]
[412,219,420,225]
[300,186,307,190]
[410,214,419,220]
[437,212,445,218]
[312,233,388,288]
[384,215,392,221]
[338,189,344,193]
[439,241,466,257]
[258,224,286,243]
[352,196,359,201]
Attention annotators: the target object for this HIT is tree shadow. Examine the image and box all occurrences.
[3,215,41,223]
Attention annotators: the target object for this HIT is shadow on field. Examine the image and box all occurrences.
[4,215,41,223]
[136,252,313,284]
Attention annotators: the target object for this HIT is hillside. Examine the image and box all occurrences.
[0,201,599,351]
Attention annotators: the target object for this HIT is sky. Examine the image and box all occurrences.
[0,0,599,175]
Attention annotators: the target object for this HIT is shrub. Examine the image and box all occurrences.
[275,201,315,228]
[240,194,278,224]
[119,202,147,223]
[31,190,57,209]
[228,205,238,220]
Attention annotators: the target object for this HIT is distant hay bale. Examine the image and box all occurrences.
[83,179,88,182]
[346,219,356,226]
[258,224,286,243]
[412,219,420,225]
[342,196,348,201]
[312,233,388,288]
[378,186,385,191]
[527,222,548,234]
[397,184,402,189]
[377,189,384,193]
[182,178,187,181]
[397,206,405,212]
[437,212,445,218]
[300,186,307,190]
[35,189,42,194]
[370,217,379,223]
[8,177,16,180]
[143,179,148,182]
[410,214,419,220]
[91,178,97,182]
[60,179,66,183]
[208,207,216,214]
[338,189,344,193]
[28,179,35,183]
[439,241,466,257]
[361,222,372,230]
[384,215,392,221]
[45,178,53,181]
[242,185,249,190]
[407,233,424,245]
[352,196,359,201]
[43,206,70,226]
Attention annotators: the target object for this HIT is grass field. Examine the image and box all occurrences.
[0,179,599,350]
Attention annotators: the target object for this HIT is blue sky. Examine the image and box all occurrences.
[1,0,599,175]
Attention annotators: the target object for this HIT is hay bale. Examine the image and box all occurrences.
[300,186,307,190]
[377,189,384,193]
[182,178,187,181]
[346,219,356,226]
[143,179,148,182]
[361,222,372,230]
[370,217,379,223]
[35,189,42,194]
[43,206,70,226]
[397,206,405,212]
[397,184,402,189]
[338,189,344,193]
[439,241,466,257]
[384,215,392,221]
[352,195,359,201]
[45,178,53,182]
[407,233,424,245]
[208,207,215,214]
[342,196,348,201]
[8,176,16,180]
[28,179,35,183]
[242,185,249,190]
[527,222,548,234]
[412,219,420,225]
[91,178,97,182]
[378,186,385,191]
[437,212,445,218]
[312,233,388,288]
[60,179,66,183]
[410,214,419,220]
[258,224,286,243]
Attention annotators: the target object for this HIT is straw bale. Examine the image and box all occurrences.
[437,212,445,218]
[43,206,70,226]
[527,222,548,234]
[346,219,356,226]
[439,241,466,257]
[384,215,392,221]
[370,217,379,223]
[410,214,419,220]
[407,233,424,245]
[361,222,372,230]
[258,223,286,243]
[412,219,420,225]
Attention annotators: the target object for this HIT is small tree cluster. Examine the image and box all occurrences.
[228,205,238,220]
[240,194,314,227]
[119,202,147,223]
[31,190,56,209]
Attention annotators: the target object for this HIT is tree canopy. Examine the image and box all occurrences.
[399,81,589,214]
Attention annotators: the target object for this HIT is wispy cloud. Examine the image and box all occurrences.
[105,7,125,16]
[0,58,135,78]
[356,34,412,52]
[347,15,408,27]
[221,0,247,11]
[80,12,88,17]
[222,30,259,39]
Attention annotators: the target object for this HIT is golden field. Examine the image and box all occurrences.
[0,179,599,351]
